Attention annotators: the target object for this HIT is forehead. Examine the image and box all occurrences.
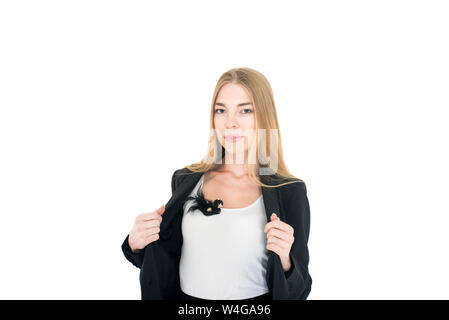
[216,83,252,104]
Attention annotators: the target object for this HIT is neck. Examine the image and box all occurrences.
[218,151,249,177]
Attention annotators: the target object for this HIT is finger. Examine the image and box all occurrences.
[266,228,293,242]
[142,219,161,229]
[270,213,280,221]
[264,220,292,234]
[266,236,289,250]
[144,226,160,237]
[266,241,284,254]
[144,233,160,243]
[139,210,163,222]
[156,204,165,215]
[266,224,293,237]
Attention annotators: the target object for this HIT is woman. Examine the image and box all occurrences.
[121,67,312,300]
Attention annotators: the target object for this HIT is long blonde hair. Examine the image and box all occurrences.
[184,67,303,188]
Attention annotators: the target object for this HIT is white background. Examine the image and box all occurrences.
[0,0,448,299]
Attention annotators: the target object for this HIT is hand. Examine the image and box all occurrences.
[264,213,294,272]
[128,204,165,253]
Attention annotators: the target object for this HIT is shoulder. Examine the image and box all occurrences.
[171,167,198,188]
[277,179,307,200]
[172,167,196,180]
[278,178,307,192]
[266,174,308,207]
[261,172,306,193]
[277,179,310,226]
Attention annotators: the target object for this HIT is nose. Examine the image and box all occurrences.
[225,111,239,129]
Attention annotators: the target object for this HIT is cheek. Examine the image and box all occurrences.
[214,115,225,129]
[242,116,256,135]
[214,121,223,144]
[246,131,256,147]
[239,113,254,126]
[214,118,225,139]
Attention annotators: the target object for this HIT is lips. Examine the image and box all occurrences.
[224,135,243,142]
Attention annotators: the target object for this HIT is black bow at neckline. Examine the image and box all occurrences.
[185,187,223,216]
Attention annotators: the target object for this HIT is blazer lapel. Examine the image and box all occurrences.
[259,174,285,297]
[159,171,203,238]
[260,179,282,222]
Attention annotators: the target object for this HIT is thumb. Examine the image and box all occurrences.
[156,204,165,215]
[271,213,279,221]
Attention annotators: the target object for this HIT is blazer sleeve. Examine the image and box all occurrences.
[280,181,312,299]
[121,169,179,269]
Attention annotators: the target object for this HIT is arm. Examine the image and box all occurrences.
[121,234,145,269]
[280,181,312,299]
[121,169,179,269]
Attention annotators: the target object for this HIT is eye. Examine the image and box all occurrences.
[242,109,253,114]
[214,108,224,114]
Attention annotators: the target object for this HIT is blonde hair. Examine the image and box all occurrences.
[183,67,303,188]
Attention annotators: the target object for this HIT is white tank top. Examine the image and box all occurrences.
[179,173,269,300]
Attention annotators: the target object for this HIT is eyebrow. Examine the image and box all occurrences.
[215,102,253,107]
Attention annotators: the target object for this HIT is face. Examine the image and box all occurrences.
[213,83,256,163]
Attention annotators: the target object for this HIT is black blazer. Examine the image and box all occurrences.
[121,167,312,300]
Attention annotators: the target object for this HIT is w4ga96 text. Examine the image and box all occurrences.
[222,304,271,315]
